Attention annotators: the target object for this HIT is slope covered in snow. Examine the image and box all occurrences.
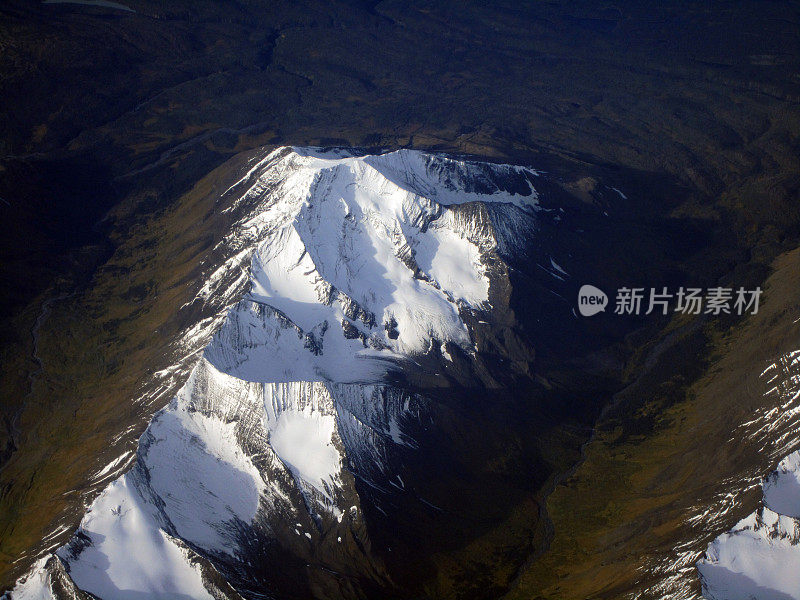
[5,147,543,599]
[698,455,800,600]
[698,349,800,600]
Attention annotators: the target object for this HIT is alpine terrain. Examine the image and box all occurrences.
[3,2,800,598]
[6,146,565,599]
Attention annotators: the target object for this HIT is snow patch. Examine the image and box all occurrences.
[58,477,215,600]
[268,408,340,497]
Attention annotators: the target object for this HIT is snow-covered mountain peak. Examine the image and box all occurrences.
[6,147,546,600]
[237,146,540,208]
[205,147,540,383]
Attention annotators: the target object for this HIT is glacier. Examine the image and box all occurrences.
[5,147,544,599]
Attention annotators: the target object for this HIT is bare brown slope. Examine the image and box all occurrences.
[507,247,800,600]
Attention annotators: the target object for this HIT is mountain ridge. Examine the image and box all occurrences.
[4,146,564,599]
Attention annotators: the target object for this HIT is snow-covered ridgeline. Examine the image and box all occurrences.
[697,349,800,600]
[6,147,541,599]
[52,358,419,600]
[222,147,537,364]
